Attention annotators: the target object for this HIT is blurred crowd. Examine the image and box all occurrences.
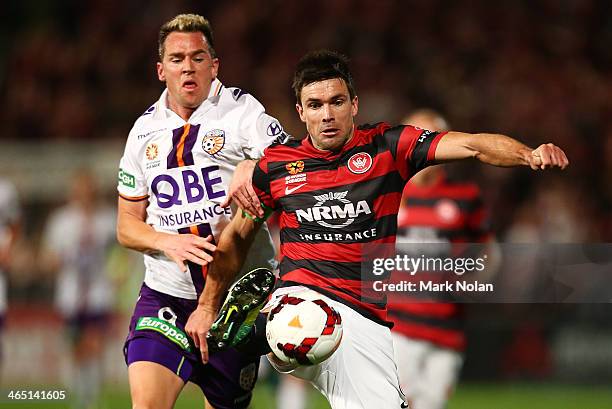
[2,0,610,240]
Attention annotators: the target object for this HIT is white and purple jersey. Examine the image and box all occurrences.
[118,78,281,299]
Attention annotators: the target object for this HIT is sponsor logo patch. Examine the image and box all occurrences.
[202,129,225,155]
[285,183,307,195]
[118,168,135,188]
[267,121,283,137]
[136,316,192,351]
[146,143,159,160]
[285,160,304,175]
[347,152,372,174]
[418,129,435,143]
[295,190,372,229]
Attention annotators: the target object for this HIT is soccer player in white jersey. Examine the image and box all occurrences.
[41,170,116,408]
[116,14,283,409]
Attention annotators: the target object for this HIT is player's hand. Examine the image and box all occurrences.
[220,160,263,217]
[155,233,216,272]
[185,305,217,363]
[528,143,569,170]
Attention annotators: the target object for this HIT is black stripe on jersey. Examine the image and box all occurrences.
[381,125,405,161]
[268,157,340,175]
[278,172,405,212]
[405,197,480,212]
[388,310,465,331]
[253,164,272,196]
[280,257,363,281]
[281,213,398,243]
[409,131,441,174]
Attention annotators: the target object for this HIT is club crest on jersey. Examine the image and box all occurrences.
[286,160,305,175]
[435,198,460,224]
[347,152,372,174]
[202,129,225,156]
[146,143,159,160]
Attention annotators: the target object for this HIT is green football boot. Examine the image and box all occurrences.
[207,268,275,350]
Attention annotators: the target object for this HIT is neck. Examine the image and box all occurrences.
[169,101,197,121]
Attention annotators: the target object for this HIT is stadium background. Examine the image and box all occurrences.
[1,0,611,407]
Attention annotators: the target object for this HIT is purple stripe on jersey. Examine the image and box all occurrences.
[178,224,213,295]
[167,126,185,169]
[181,124,200,167]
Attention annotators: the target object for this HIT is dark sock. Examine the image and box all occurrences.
[237,313,271,356]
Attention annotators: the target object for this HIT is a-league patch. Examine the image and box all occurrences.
[202,129,225,155]
[146,143,159,160]
[347,152,373,174]
[135,316,192,351]
[239,362,257,390]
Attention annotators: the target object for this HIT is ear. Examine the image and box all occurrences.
[351,95,359,118]
[157,61,165,82]
[296,103,306,123]
[211,58,220,79]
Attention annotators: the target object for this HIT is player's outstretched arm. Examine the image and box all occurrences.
[186,210,263,363]
[220,159,264,217]
[116,197,216,272]
[434,132,569,170]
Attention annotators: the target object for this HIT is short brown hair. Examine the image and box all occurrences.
[292,50,356,103]
[158,14,216,60]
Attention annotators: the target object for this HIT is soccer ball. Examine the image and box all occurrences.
[266,289,343,366]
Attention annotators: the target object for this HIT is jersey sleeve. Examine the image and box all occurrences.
[239,95,289,159]
[117,127,149,201]
[383,125,446,181]
[251,156,277,211]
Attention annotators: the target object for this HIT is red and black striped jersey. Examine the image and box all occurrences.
[389,171,490,350]
[252,122,445,326]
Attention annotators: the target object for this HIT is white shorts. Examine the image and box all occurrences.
[392,333,464,409]
[265,286,406,409]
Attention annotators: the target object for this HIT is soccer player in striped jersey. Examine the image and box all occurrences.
[389,109,491,409]
[116,14,284,409]
[191,50,569,408]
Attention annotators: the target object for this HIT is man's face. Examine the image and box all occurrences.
[296,78,358,152]
[157,31,219,112]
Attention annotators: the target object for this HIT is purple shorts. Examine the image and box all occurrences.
[124,284,259,409]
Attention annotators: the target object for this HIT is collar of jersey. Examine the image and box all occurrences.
[154,78,224,122]
[301,125,360,158]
